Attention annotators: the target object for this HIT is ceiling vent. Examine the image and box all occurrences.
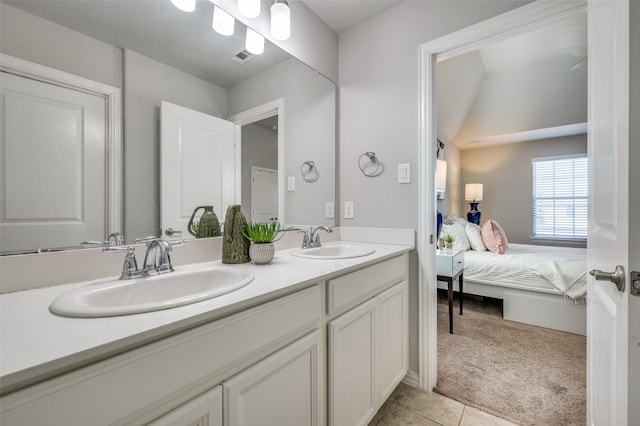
[231,49,254,64]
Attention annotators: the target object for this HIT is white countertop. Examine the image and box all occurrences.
[0,241,412,394]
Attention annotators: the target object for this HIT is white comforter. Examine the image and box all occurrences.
[463,244,587,299]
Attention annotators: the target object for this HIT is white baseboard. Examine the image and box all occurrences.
[401,369,420,389]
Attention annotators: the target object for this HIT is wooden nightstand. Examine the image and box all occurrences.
[436,249,464,334]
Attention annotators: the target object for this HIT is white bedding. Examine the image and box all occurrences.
[463,243,587,296]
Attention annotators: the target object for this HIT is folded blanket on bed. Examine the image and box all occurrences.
[531,260,587,303]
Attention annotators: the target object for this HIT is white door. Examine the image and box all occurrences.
[224,331,323,426]
[149,385,222,426]
[329,298,377,426]
[161,101,237,240]
[586,0,629,424]
[377,281,409,405]
[251,167,278,223]
[0,71,106,253]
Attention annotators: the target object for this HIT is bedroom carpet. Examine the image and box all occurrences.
[435,291,586,426]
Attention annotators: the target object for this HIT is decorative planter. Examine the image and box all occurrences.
[249,242,275,264]
[444,241,453,250]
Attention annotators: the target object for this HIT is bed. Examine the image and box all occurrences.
[437,240,587,336]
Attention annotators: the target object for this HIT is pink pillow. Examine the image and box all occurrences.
[481,220,508,254]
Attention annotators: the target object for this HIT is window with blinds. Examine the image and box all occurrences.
[532,155,588,240]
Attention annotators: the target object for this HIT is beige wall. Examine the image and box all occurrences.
[460,135,587,245]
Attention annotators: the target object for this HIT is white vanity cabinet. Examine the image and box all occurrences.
[0,285,322,425]
[224,330,323,426]
[151,330,324,426]
[149,386,223,426]
[327,255,409,426]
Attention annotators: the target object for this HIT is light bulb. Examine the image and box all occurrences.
[170,0,196,13]
[212,6,235,36]
[246,28,264,55]
[238,0,260,19]
[270,0,290,41]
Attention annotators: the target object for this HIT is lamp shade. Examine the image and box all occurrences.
[245,27,264,55]
[212,6,235,36]
[465,183,483,201]
[170,0,196,12]
[270,0,291,41]
[436,160,447,192]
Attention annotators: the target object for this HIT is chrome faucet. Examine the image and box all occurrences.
[105,238,183,279]
[301,226,333,249]
[82,231,125,248]
[106,232,124,247]
[142,239,175,276]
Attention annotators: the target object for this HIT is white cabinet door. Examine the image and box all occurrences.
[224,330,323,426]
[329,298,377,426]
[149,386,222,426]
[328,281,409,426]
[377,281,409,404]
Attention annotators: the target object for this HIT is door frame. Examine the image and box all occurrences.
[417,0,588,391]
[0,53,122,235]
[229,98,285,226]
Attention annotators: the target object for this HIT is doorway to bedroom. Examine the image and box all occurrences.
[428,5,588,425]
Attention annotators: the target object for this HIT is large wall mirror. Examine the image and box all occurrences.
[0,0,336,254]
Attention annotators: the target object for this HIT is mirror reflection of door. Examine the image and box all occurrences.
[160,101,237,240]
[241,116,278,223]
[251,167,278,223]
[0,71,107,253]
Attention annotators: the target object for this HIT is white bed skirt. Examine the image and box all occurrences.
[437,278,586,336]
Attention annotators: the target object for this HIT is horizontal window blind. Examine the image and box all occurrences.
[532,156,588,240]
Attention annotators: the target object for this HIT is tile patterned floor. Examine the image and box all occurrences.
[369,383,518,426]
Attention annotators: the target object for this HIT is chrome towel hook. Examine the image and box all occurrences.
[358,151,383,177]
[301,160,319,182]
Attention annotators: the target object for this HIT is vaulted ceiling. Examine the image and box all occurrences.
[436,13,587,150]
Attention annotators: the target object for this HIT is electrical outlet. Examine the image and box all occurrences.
[325,202,335,219]
[287,176,295,191]
[344,201,354,219]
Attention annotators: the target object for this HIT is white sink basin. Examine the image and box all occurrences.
[50,266,254,317]
[291,243,375,259]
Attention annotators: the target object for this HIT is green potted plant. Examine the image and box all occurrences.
[443,232,456,250]
[242,222,284,264]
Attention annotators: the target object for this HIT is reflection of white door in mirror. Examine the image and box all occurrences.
[160,101,237,240]
[251,167,278,223]
[0,72,106,253]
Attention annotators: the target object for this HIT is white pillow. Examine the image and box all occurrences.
[465,222,486,251]
[440,223,470,251]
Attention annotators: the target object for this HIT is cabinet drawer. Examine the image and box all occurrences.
[0,285,322,425]
[327,255,406,316]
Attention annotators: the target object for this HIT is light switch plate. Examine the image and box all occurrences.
[398,163,411,183]
[344,201,354,219]
[287,176,295,191]
[325,202,335,219]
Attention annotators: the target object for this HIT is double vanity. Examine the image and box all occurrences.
[0,229,413,425]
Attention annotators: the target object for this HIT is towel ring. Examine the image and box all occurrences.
[358,152,383,177]
[301,161,319,183]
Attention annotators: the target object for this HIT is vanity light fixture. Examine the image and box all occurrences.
[238,0,260,19]
[170,0,196,12]
[246,27,265,55]
[212,5,235,36]
[270,0,291,41]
